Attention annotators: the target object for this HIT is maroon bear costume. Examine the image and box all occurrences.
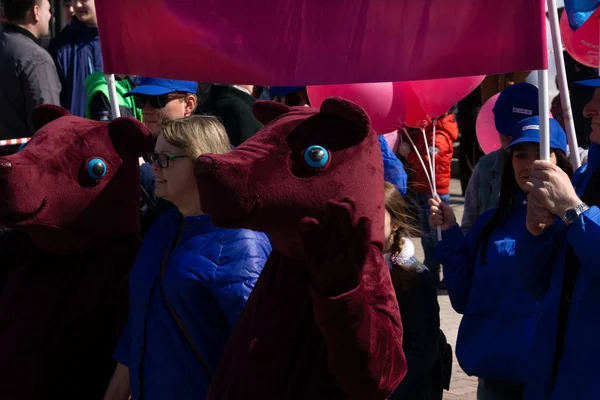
[0,105,153,399]
[195,97,407,399]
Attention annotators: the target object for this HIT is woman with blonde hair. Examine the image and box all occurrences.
[104,115,272,400]
[384,182,449,400]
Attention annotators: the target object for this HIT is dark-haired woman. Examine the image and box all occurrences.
[383,182,448,400]
[428,117,573,400]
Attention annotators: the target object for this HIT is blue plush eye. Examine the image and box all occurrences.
[87,158,107,179]
[303,145,329,168]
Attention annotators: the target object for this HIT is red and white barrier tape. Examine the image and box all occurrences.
[0,137,30,147]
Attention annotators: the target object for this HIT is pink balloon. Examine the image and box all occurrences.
[560,8,600,68]
[409,76,486,120]
[392,81,429,128]
[476,93,502,154]
[307,83,394,133]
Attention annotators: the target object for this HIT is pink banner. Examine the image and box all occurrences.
[96,0,547,84]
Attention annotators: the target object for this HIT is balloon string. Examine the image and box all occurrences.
[401,128,434,194]
[431,119,442,241]
[402,127,443,241]
[431,119,438,197]
[420,126,436,195]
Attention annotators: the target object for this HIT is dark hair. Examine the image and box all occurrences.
[3,0,40,21]
[384,182,419,292]
[474,145,573,264]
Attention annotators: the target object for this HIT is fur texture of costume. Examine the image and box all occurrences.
[0,105,153,399]
[195,97,407,399]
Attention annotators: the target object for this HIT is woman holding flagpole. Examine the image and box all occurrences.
[430,117,572,400]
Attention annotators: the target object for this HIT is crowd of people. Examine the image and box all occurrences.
[0,1,599,400]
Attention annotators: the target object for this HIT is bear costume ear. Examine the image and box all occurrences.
[108,117,155,157]
[252,101,291,125]
[320,97,371,141]
[32,105,70,131]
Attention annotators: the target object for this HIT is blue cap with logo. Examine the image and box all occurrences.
[125,77,197,97]
[507,116,567,153]
[493,82,539,135]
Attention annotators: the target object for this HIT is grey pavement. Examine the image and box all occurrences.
[409,179,478,399]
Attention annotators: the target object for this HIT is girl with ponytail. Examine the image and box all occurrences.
[384,182,450,400]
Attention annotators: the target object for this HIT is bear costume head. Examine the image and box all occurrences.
[195,98,406,399]
[194,97,384,259]
[0,105,154,254]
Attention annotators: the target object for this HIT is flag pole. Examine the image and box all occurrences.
[538,69,551,162]
[105,74,121,119]
[547,0,581,168]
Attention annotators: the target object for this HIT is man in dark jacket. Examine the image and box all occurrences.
[197,84,263,146]
[0,0,61,156]
[49,0,102,117]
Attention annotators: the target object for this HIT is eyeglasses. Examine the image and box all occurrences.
[133,93,187,109]
[144,152,187,168]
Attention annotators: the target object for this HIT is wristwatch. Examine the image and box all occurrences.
[564,203,589,225]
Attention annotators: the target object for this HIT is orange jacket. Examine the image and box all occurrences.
[404,114,459,195]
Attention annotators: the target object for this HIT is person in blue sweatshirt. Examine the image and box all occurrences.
[49,0,102,117]
[429,117,572,400]
[515,79,600,400]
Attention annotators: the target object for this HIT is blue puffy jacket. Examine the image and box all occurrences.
[516,143,600,400]
[49,18,103,117]
[379,136,408,195]
[114,209,271,400]
[435,195,539,384]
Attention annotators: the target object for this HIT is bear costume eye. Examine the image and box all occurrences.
[87,158,107,179]
[303,146,329,169]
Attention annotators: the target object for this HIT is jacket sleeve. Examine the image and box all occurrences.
[48,42,69,109]
[391,268,440,398]
[379,136,408,195]
[514,225,557,301]
[461,164,480,233]
[567,206,600,280]
[112,314,132,367]
[22,56,62,127]
[434,222,481,314]
[310,247,407,400]
[208,232,271,327]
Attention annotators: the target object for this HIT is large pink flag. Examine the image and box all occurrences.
[96,0,547,84]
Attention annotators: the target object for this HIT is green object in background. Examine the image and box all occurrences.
[84,72,143,122]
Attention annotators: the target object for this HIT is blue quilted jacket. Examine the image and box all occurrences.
[114,209,271,400]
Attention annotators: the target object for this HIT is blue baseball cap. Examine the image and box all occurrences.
[268,86,305,97]
[507,116,567,153]
[493,82,539,135]
[125,77,197,97]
